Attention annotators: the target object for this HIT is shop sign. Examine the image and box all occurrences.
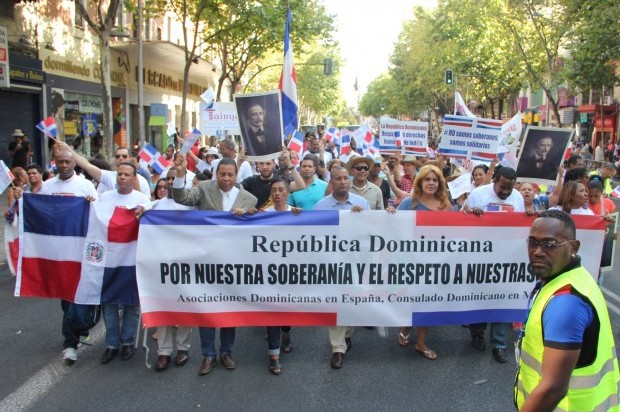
[9,65,44,84]
[0,26,10,88]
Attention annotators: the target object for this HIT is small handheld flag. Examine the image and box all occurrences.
[138,144,170,175]
[0,160,15,194]
[181,128,201,154]
[36,116,58,139]
[288,130,304,154]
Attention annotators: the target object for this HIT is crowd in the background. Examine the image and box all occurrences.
[4,126,618,377]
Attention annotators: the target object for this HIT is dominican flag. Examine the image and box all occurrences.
[394,131,403,147]
[288,130,304,154]
[16,194,139,305]
[36,116,58,139]
[454,92,477,118]
[279,9,299,136]
[4,210,19,276]
[340,133,352,155]
[324,127,340,142]
[354,124,373,148]
[0,160,14,194]
[139,144,170,174]
[612,186,620,198]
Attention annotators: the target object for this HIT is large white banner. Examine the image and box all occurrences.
[199,102,241,135]
[136,211,604,328]
[439,115,502,161]
[379,116,428,155]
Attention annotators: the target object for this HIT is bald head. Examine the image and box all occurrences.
[55,148,76,181]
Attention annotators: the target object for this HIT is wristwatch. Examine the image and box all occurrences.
[288,165,295,171]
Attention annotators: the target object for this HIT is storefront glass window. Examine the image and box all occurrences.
[63,91,103,157]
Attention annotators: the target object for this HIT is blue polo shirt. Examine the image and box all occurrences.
[313,192,370,211]
[287,177,328,210]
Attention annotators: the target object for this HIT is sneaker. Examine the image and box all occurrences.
[63,348,77,365]
[78,335,91,348]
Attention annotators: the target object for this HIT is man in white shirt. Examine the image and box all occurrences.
[59,143,151,196]
[97,163,150,364]
[40,147,98,366]
[210,138,252,183]
[172,155,256,375]
[462,166,524,363]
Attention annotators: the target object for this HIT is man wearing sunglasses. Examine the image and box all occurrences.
[61,144,151,197]
[515,210,619,411]
[345,155,384,211]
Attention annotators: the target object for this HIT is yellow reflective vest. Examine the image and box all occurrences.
[515,266,620,411]
[590,169,612,196]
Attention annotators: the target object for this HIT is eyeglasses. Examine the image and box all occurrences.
[165,176,175,181]
[526,238,574,250]
[115,154,129,159]
[156,185,167,190]
[354,166,369,171]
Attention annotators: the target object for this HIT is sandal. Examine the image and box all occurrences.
[398,331,410,347]
[269,356,282,375]
[415,345,438,360]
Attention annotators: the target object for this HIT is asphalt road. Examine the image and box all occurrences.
[1,206,620,411]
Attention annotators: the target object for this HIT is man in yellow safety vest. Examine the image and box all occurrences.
[515,209,620,411]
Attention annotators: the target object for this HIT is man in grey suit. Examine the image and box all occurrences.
[172,155,257,376]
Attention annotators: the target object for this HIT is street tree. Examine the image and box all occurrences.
[75,0,123,157]
[206,0,333,102]
[564,0,620,93]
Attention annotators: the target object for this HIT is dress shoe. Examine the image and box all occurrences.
[175,350,189,366]
[220,353,236,370]
[121,345,135,361]
[345,337,352,352]
[197,357,217,375]
[155,355,171,371]
[330,352,344,369]
[471,335,486,352]
[100,348,118,364]
[492,348,507,363]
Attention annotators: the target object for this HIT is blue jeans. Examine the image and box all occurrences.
[102,304,140,349]
[61,300,89,350]
[199,327,235,358]
[267,327,280,356]
[470,322,509,349]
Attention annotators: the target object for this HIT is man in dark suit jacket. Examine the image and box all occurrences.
[517,136,559,180]
[243,103,282,157]
[172,155,257,375]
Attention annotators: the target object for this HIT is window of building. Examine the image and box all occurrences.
[145,16,151,40]
[63,92,104,157]
[0,0,14,18]
[156,27,162,41]
[74,0,85,28]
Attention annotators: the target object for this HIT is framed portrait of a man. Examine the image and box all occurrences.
[516,126,574,185]
[234,91,284,161]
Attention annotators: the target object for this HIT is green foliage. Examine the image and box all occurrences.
[564,0,620,91]
[206,0,334,101]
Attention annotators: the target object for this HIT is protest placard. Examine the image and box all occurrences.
[439,115,502,161]
[199,102,241,135]
[379,116,429,155]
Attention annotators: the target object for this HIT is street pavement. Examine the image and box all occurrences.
[1,198,620,411]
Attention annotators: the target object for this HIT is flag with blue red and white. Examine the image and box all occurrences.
[138,144,170,174]
[36,116,58,139]
[279,9,298,137]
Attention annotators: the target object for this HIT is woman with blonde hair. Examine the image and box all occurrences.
[396,164,450,360]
